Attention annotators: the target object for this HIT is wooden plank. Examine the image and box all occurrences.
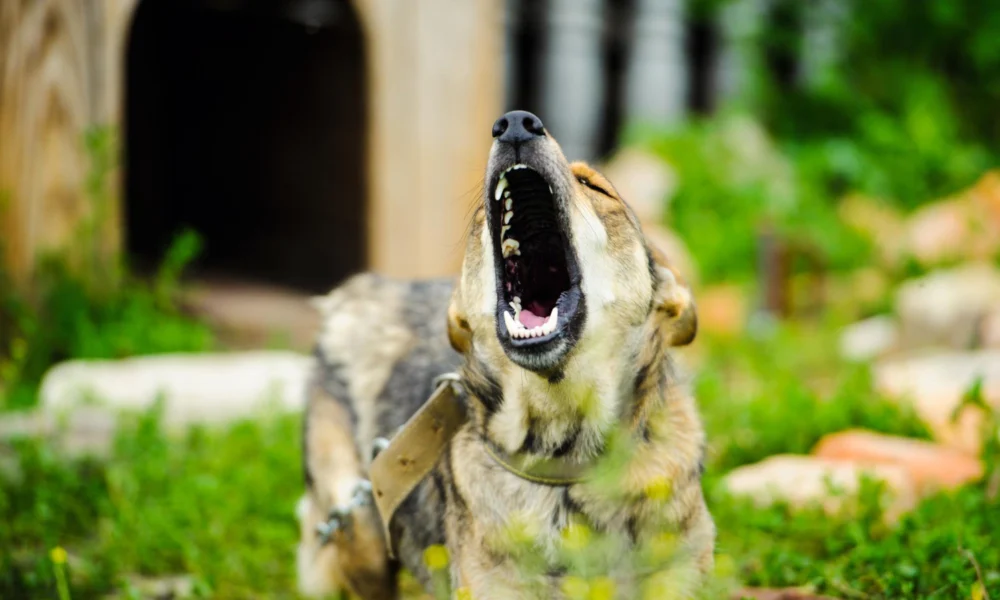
[0,0,134,284]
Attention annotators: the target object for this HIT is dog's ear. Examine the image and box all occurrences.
[650,245,697,346]
[447,291,473,354]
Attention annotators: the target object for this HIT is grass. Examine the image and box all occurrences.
[2,316,997,599]
[1,404,302,598]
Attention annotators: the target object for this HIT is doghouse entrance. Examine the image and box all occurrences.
[125,0,366,293]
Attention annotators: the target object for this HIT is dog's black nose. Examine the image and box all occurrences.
[492,110,545,145]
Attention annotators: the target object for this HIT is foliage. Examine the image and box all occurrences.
[0,128,213,411]
[755,0,999,209]
[629,115,872,283]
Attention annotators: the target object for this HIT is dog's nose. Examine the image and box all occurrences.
[492,110,545,145]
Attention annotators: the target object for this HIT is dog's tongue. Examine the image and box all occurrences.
[518,307,547,328]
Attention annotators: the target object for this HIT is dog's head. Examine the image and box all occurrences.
[448,110,695,376]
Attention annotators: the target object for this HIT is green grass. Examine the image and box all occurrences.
[1,404,303,598]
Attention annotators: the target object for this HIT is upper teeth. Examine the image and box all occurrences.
[503,307,558,339]
[494,164,530,202]
[495,177,507,201]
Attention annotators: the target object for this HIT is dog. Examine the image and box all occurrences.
[297,110,714,599]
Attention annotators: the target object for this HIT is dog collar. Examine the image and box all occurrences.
[369,373,468,558]
[482,441,590,486]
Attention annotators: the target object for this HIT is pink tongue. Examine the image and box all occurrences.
[518,307,548,328]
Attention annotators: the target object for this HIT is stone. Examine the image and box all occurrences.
[895,263,1000,349]
[982,309,1000,349]
[696,284,747,337]
[813,429,983,492]
[722,455,917,522]
[904,173,1000,267]
[39,351,312,427]
[839,316,898,362]
[874,351,1000,455]
[906,199,976,266]
[971,170,1000,227]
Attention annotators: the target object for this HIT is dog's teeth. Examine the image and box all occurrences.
[504,211,513,225]
[501,225,510,239]
[513,296,521,306]
[503,311,516,335]
[547,307,558,326]
[495,177,508,201]
[548,185,553,194]
[501,238,520,258]
[505,197,512,211]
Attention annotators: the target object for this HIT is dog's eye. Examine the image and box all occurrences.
[578,177,613,197]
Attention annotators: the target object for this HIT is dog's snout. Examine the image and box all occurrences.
[492,110,545,146]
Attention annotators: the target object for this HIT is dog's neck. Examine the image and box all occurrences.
[460,318,668,464]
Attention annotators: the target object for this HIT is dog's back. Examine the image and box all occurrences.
[311,273,461,446]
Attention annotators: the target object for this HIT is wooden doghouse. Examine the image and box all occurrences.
[0,0,502,291]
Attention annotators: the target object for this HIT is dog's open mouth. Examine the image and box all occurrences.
[492,164,583,357]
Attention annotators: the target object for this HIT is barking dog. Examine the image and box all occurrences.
[298,111,714,599]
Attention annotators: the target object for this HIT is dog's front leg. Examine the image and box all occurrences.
[298,385,396,599]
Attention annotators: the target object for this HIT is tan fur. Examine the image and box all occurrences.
[299,125,714,599]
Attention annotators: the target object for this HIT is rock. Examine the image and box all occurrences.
[905,173,1000,267]
[905,199,977,266]
[971,170,1000,227]
[697,284,747,337]
[839,316,898,362]
[722,455,917,522]
[813,429,983,491]
[601,148,677,224]
[733,589,838,600]
[895,263,1000,349]
[983,309,1000,349]
[39,351,311,427]
[874,351,1000,455]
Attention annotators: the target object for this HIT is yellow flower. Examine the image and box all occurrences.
[646,531,679,563]
[561,575,589,599]
[50,546,68,565]
[456,587,474,600]
[644,476,672,502]
[972,582,986,600]
[422,545,449,571]
[561,522,592,551]
[588,576,615,600]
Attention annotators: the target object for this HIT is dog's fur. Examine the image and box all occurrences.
[298,122,714,599]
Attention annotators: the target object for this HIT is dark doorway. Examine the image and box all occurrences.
[126,0,366,293]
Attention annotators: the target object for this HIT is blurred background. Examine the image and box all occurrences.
[2,1,999,598]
